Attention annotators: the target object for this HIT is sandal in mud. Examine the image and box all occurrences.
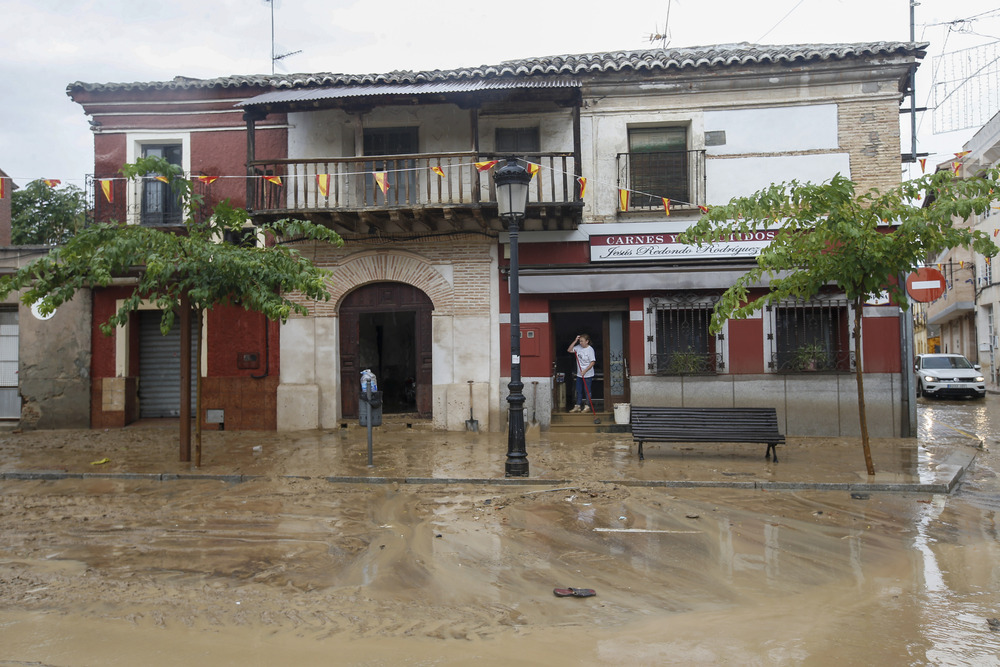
[553,587,596,598]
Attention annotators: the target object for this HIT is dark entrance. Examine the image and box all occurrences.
[340,282,433,418]
[551,301,630,413]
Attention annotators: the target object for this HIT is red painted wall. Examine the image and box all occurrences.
[727,318,765,374]
[862,315,901,373]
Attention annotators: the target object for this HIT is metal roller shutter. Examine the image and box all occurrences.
[0,309,18,419]
[138,311,197,419]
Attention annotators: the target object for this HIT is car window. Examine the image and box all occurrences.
[921,357,949,369]
[948,357,974,369]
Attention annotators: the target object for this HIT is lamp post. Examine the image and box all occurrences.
[494,158,531,477]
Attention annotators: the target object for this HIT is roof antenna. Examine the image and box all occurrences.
[266,0,303,74]
[646,0,672,48]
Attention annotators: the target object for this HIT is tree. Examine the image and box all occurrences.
[0,157,343,463]
[678,169,1000,475]
[11,180,88,245]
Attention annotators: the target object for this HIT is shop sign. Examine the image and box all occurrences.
[589,230,778,262]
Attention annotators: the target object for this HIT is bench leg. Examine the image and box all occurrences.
[766,443,778,463]
[638,441,644,461]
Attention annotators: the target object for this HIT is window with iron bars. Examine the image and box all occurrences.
[770,298,853,373]
[647,294,722,375]
[626,127,689,208]
[140,144,184,226]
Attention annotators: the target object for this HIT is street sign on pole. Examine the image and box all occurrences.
[905,267,947,302]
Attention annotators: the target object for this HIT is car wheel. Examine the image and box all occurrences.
[916,381,922,398]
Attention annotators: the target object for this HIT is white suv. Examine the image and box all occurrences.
[915,354,986,399]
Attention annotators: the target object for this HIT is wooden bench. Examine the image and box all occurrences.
[630,406,784,462]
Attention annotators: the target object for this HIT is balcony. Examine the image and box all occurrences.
[616,150,706,213]
[247,151,582,233]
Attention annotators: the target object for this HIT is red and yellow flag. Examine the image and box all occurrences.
[698,205,709,214]
[953,162,961,175]
[619,189,629,211]
[475,160,498,172]
[154,175,169,184]
[662,198,670,216]
[431,166,445,178]
[919,158,927,173]
[99,179,113,203]
[527,163,540,178]
[373,171,389,194]
[316,174,331,197]
[43,179,61,188]
[197,175,218,184]
[954,150,971,158]
[264,175,282,186]
[577,176,586,199]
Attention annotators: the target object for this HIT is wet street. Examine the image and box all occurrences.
[0,396,999,665]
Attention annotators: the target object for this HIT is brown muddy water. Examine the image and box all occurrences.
[2,406,1000,665]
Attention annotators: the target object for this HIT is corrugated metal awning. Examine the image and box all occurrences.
[237,78,580,108]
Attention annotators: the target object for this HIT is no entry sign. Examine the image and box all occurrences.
[906,267,947,302]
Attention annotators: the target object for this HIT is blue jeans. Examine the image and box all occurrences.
[575,375,593,406]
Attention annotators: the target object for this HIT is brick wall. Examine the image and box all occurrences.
[838,99,903,193]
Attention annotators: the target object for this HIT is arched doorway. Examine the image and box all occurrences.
[340,282,433,418]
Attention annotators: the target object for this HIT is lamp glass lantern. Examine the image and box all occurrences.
[495,159,531,221]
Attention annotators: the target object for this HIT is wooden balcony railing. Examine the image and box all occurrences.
[247,151,579,214]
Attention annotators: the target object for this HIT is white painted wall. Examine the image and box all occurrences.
[704,105,838,154]
[707,153,851,203]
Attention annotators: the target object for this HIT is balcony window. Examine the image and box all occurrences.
[771,298,853,373]
[140,144,183,226]
[496,127,540,155]
[647,294,721,375]
[363,127,418,206]
[628,127,689,208]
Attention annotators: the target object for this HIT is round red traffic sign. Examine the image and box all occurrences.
[906,267,946,302]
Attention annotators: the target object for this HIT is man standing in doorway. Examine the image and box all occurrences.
[567,334,596,413]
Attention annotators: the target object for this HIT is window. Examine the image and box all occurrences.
[496,127,540,155]
[363,127,418,206]
[140,144,183,226]
[771,298,852,372]
[647,294,720,375]
[627,127,689,208]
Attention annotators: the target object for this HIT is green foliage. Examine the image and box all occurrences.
[11,180,88,246]
[678,170,1000,333]
[0,157,344,335]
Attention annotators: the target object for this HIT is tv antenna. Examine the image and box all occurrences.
[266,0,303,74]
[646,1,673,48]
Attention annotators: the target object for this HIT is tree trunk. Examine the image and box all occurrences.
[854,296,875,475]
[179,295,192,463]
[194,308,203,468]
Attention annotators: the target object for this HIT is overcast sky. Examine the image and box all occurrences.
[2,0,999,189]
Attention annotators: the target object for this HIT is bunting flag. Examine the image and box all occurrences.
[0,178,5,200]
[960,260,965,269]
[662,198,670,216]
[99,179,113,203]
[619,189,629,211]
[431,166,445,178]
[154,175,170,184]
[919,158,927,173]
[577,176,586,199]
[316,174,330,197]
[197,175,218,184]
[953,162,961,175]
[994,229,999,237]
[527,163,540,178]
[475,160,498,172]
[954,150,971,158]
[264,175,282,186]
[43,179,61,188]
[373,171,389,194]
[698,205,709,214]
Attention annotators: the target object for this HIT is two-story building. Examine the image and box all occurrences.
[68,41,925,436]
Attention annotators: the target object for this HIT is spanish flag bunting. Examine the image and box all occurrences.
[527,163,540,178]
[316,174,330,197]
[374,171,389,194]
[475,160,498,172]
[43,179,61,188]
[197,175,218,184]
[919,158,926,173]
[662,198,670,216]
[960,260,964,269]
[994,229,999,237]
[953,162,961,175]
[154,175,169,184]
[431,166,445,178]
[954,151,970,158]
[577,176,586,199]
[99,179,113,203]
[698,205,709,214]
[264,175,282,186]
[619,189,629,211]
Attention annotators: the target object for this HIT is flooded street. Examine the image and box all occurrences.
[1,398,1000,665]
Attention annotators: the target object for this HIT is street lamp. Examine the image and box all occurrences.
[494,157,531,477]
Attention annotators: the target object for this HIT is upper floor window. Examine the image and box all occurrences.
[363,127,418,206]
[496,127,540,155]
[771,298,853,373]
[627,127,689,208]
[141,144,183,226]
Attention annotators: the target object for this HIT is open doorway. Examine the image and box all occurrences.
[359,311,416,413]
[552,302,630,414]
[552,311,605,412]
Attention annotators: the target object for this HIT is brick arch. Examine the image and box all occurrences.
[329,251,454,313]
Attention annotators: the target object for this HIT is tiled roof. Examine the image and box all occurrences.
[67,42,927,94]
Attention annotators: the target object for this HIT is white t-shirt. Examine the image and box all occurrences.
[572,344,596,378]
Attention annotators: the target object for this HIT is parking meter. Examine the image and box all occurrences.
[359,369,382,427]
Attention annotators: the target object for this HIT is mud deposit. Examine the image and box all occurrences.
[2,427,1000,664]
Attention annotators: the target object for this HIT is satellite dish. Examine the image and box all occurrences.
[31,300,56,321]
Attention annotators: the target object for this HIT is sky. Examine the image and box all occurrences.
[2,0,999,190]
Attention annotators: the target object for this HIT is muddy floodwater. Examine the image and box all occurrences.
[2,398,1000,665]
